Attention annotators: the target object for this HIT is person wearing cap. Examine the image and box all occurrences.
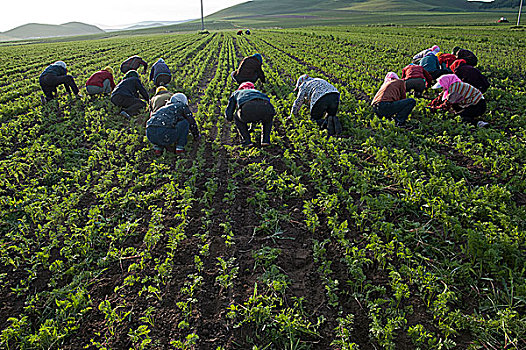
[290,74,342,136]
[412,45,440,64]
[225,82,276,147]
[39,61,81,103]
[231,53,266,84]
[120,55,148,74]
[371,72,416,127]
[452,47,478,67]
[149,58,172,87]
[85,67,116,96]
[401,64,433,98]
[110,70,149,118]
[432,74,488,127]
[450,59,489,93]
[146,93,200,155]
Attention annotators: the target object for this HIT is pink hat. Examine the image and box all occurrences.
[238,82,255,90]
[384,72,399,83]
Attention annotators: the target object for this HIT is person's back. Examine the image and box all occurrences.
[453,64,489,93]
[234,54,265,83]
[150,91,172,114]
[150,59,171,81]
[112,76,147,99]
[456,49,478,67]
[40,63,66,78]
[121,55,148,74]
[372,79,405,105]
[420,54,439,73]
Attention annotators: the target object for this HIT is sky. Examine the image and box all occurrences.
[1,0,249,32]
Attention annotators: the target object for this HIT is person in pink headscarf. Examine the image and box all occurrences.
[225,82,276,147]
[432,74,488,127]
[371,72,416,127]
[412,45,440,63]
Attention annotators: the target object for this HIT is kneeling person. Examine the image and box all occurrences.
[86,66,116,95]
[146,93,200,155]
[111,70,149,118]
[225,82,276,147]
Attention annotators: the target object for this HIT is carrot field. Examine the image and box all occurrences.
[0,26,525,349]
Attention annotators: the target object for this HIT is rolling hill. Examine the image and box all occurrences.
[2,22,104,40]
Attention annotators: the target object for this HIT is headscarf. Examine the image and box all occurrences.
[450,59,466,73]
[238,82,255,90]
[431,45,440,52]
[294,74,313,91]
[103,66,114,75]
[452,46,461,55]
[171,92,188,105]
[384,72,399,83]
[433,74,462,100]
[125,70,139,79]
[54,61,66,69]
[156,86,168,94]
[252,53,262,63]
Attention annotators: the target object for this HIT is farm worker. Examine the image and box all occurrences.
[419,52,449,79]
[231,53,266,84]
[450,59,490,93]
[371,72,416,127]
[237,30,243,35]
[401,64,433,98]
[110,70,149,118]
[290,74,343,136]
[146,93,200,155]
[39,61,81,103]
[149,86,173,115]
[85,66,116,95]
[245,29,251,35]
[120,55,148,74]
[225,82,276,147]
[432,74,488,127]
[149,58,172,87]
[437,53,457,69]
[452,47,478,67]
[412,45,439,63]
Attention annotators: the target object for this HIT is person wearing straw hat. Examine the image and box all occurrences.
[431,74,488,127]
[85,67,116,96]
[371,72,416,127]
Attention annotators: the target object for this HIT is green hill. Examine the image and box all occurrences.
[2,22,104,40]
[208,0,483,20]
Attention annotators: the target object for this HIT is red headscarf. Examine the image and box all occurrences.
[238,82,255,90]
[450,59,467,73]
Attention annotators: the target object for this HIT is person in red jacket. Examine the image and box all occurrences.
[437,53,457,69]
[401,64,433,98]
[85,67,116,96]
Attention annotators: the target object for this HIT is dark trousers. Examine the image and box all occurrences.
[311,92,340,123]
[235,99,275,144]
[39,74,80,101]
[459,99,486,125]
[154,74,171,87]
[372,98,416,125]
[111,94,146,116]
[405,78,426,95]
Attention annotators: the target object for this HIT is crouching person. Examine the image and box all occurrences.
[111,70,149,118]
[225,82,276,147]
[146,93,200,155]
[85,66,115,96]
[290,74,342,136]
[371,72,416,127]
[39,61,81,103]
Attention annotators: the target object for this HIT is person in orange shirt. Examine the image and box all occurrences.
[371,72,416,127]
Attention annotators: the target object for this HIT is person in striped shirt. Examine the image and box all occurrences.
[432,74,488,127]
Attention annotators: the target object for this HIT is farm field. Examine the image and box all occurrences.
[0,26,525,349]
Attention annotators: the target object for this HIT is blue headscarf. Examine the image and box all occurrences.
[252,53,262,63]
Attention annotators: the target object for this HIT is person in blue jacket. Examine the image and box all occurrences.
[146,93,200,155]
[110,70,149,118]
[225,82,276,147]
[149,58,172,87]
[420,52,450,80]
[39,61,81,103]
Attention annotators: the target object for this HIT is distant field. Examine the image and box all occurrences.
[0,25,525,349]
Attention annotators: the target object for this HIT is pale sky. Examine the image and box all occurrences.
[1,0,249,32]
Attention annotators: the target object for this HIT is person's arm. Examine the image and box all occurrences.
[399,80,406,100]
[258,66,266,83]
[401,67,407,80]
[149,65,155,81]
[291,88,307,117]
[184,105,200,139]
[110,76,116,89]
[137,80,149,100]
[225,94,237,121]
[423,69,433,88]
[141,59,148,74]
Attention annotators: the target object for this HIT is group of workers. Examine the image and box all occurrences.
[371,45,489,128]
[37,43,490,155]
